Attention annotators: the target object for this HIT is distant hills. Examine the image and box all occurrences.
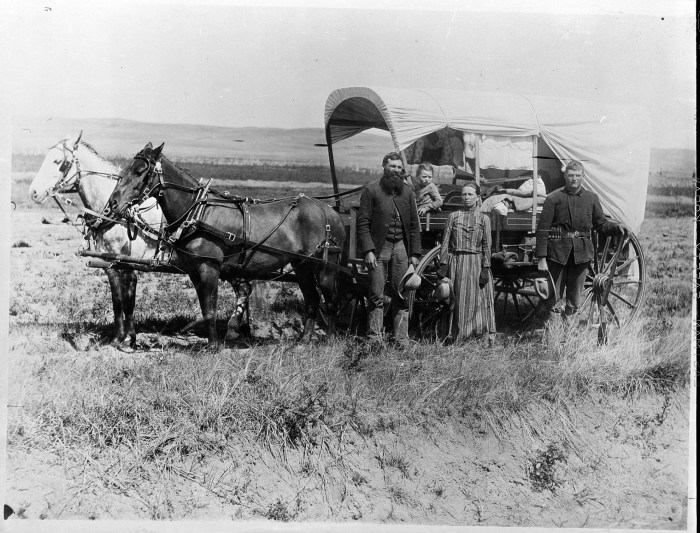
[12,116,696,174]
[648,148,696,176]
[12,116,391,169]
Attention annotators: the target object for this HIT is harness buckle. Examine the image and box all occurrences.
[226,232,236,241]
[169,226,183,243]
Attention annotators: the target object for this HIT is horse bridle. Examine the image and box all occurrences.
[51,140,82,194]
[126,153,167,209]
[48,136,139,236]
[124,151,212,210]
[49,136,120,196]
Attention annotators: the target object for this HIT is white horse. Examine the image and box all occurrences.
[28,133,251,347]
[29,133,165,348]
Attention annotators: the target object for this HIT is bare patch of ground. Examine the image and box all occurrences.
[5,379,689,526]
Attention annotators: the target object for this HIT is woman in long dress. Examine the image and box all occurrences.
[438,182,496,343]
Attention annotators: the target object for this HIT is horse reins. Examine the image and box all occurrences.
[50,139,121,196]
[48,140,161,241]
[120,154,352,274]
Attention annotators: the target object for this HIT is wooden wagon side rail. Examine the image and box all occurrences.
[85,258,184,274]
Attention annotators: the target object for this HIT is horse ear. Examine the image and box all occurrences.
[144,142,153,150]
[73,130,83,150]
[152,143,165,159]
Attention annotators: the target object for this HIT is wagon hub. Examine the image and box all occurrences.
[591,272,612,295]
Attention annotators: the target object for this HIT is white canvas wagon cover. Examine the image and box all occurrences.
[324,86,651,233]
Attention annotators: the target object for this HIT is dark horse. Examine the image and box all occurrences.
[107,143,346,347]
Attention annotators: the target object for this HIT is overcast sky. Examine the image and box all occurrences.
[3,0,696,149]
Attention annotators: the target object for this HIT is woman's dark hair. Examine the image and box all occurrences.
[462,181,481,196]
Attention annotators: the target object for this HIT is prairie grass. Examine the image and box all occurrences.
[7,163,694,521]
[8,316,689,456]
[6,307,691,521]
[8,208,693,463]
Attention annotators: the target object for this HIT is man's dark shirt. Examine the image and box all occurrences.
[535,186,617,265]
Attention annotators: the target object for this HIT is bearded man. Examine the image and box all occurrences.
[357,152,422,345]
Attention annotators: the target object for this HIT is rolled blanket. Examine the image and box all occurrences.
[512,195,546,212]
[480,193,510,213]
[491,250,519,268]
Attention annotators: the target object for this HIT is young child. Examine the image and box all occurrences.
[415,162,443,216]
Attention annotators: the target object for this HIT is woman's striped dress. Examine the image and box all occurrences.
[440,207,496,340]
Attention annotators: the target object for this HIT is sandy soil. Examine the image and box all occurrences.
[4,384,690,526]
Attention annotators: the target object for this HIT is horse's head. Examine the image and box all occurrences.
[28,131,83,203]
[108,142,164,219]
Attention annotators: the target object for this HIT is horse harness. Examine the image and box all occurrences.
[51,138,122,197]
[125,157,349,274]
[48,140,163,247]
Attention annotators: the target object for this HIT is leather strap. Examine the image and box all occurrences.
[549,229,591,239]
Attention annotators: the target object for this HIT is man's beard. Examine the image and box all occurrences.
[380,169,404,195]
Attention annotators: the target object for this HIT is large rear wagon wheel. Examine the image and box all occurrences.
[407,245,451,341]
[579,230,645,331]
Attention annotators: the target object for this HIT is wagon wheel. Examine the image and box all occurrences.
[407,245,451,340]
[492,270,552,325]
[318,270,368,336]
[578,229,645,331]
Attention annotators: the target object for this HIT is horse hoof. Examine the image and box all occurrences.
[109,338,134,352]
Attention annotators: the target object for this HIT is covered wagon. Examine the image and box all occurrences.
[324,86,650,336]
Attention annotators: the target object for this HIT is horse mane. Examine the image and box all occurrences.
[79,140,102,159]
[53,137,116,167]
[161,154,197,183]
[84,140,123,172]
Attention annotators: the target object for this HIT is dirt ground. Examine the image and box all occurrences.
[3,204,694,529]
[4,373,691,527]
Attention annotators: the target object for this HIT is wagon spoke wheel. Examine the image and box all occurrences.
[407,245,451,341]
[578,229,645,331]
[319,271,368,336]
[492,269,551,326]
